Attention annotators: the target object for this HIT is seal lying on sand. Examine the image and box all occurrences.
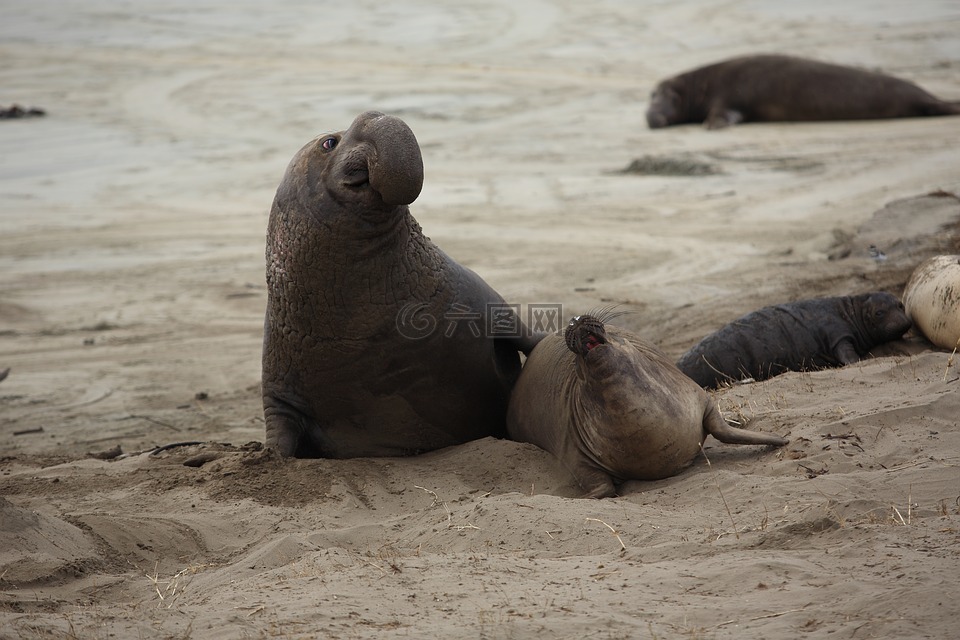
[646,54,960,129]
[903,255,960,351]
[676,292,912,389]
[262,111,540,458]
[507,313,788,498]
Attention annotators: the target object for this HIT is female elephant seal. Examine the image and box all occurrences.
[262,111,539,459]
[646,54,960,129]
[903,255,960,350]
[507,313,788,498]
[676,292,912,389]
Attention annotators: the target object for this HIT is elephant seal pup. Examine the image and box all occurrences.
[507,313,788,498]
[262,111,540,459]
[646,54,960,129]
[903,255,960,350]
[676,292,912,390]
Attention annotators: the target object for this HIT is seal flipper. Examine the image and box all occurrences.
[568,457,618,499]
[705,104,744,129]
[702,403,788,447]
[833,339,860,366]
[263,395,312,456]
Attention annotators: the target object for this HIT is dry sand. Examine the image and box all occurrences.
[2,1,960,638]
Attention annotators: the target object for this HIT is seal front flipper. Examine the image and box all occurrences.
[263,389,348,458]
[833,340,861,366]
[569,458,618,499]
[263,395,310,457]
[705,105,743,129]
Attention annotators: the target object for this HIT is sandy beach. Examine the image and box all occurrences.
[2,1,960,637]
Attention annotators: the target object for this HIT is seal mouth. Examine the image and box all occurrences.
[564,315,608,357]
[341,164,370,189]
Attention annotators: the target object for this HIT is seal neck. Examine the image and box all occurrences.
[266,206,445,340]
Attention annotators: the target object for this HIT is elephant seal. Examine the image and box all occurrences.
[506,313,788,498]
[646,54,960,129]
[903,255,960,350]
[262,111,540,458]
[676,292,912,389]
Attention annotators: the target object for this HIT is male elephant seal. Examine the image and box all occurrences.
[507,313,788,498]
[676,292,912,390]
[262,111,540,458]
[903,255,960,350]
[646,54,960,129]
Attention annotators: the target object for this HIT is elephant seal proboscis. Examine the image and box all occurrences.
[676,292,912,390]
[262,111,541,458]
[646,54,960,129]
[903,255,960,351]
[506,313,788,498]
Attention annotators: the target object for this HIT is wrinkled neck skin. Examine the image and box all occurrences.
[266,184,444,342]
[573,345,621,390]
[568,341,634,463]
[839,295,875,354]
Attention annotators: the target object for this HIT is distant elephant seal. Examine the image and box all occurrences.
[903,255,960,350]
[0,104,46,119]
[676,292,912,389]
[506,313,788,498]
[646,54,960,129]
[262,111,541,458]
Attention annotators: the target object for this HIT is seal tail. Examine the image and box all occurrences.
[702,403,788,447]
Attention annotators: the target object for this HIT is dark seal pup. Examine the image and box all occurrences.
[507,313,788,498]
[646,54,960,129]
[676,292,912,389]
[262,111,540,458]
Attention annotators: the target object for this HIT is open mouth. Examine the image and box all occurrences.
[584,333,604,351]
[564,315,608,356]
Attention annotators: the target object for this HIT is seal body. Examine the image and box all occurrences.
[903,255,960,350]
[676,293,912,389]
[262,111,540,458]
[646,54,960,129]
[507,314,788,498]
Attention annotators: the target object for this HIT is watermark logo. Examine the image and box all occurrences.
[528,303,562,334]
[395,302,439,340]
[395,302,563,340]
[444,303,483,338]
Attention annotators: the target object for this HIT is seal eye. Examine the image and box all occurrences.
[321,137,338,151]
